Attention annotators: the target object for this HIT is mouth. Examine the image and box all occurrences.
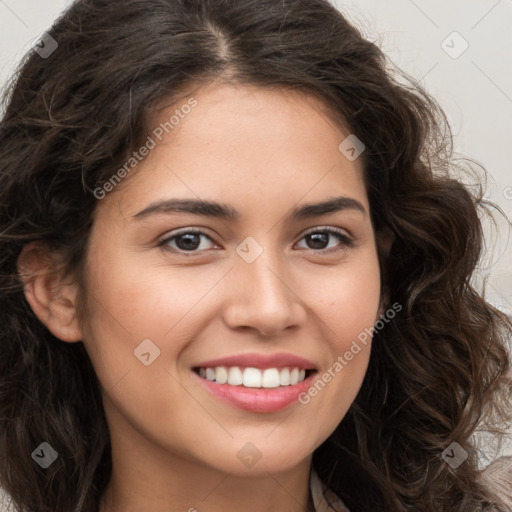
[191,353,319,413]
[192,366,316,389]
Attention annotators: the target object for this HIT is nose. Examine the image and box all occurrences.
[222,249,307,336]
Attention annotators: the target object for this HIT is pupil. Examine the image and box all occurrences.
[177,233,200,250]
[308,233,328,249]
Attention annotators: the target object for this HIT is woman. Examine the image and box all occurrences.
[0,0,511,511]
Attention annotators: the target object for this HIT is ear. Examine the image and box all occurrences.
[17,242,83,342]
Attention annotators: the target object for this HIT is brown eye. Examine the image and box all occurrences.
[296,228,354,253]
[159,230,218,255]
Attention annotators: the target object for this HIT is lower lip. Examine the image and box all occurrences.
[193,370,316,413]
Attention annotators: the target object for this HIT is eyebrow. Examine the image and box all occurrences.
[132,196,367,222]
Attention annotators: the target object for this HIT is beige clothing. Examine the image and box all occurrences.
[310,469,349,511]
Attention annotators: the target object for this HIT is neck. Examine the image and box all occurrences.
[98,400,315,512]
[99,458,316,512]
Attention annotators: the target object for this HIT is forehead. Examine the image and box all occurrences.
[150,81,345,132]
[150,82,355,162]
[97,83,369,220]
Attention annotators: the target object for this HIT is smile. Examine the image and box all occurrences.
[194,366,312,388]
[191,352,319,413]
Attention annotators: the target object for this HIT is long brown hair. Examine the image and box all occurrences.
[0,1,511,511]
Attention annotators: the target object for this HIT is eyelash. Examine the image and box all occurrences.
[157,227,354,257]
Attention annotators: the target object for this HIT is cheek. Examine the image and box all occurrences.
[85,231,211,330]
[307,247,382,343]
[79,246,227,389]
[295,248,381,430]
[333,265,381,348]
[331,252,381,371]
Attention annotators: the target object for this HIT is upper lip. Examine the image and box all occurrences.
[194,352,317,370]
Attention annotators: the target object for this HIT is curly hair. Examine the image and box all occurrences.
[0,0,511,511]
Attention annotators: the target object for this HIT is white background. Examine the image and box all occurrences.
[0,1,510,507]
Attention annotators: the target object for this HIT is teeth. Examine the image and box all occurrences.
[280,368,290,385]
[215,366,228,384]
[243,367,262,388]
[262,368,280,388]
[197,366,309,388]
[227,367,243,386]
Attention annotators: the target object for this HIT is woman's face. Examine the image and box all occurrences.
[79,83,382,475]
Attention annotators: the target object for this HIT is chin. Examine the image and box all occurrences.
[194,436,315,476]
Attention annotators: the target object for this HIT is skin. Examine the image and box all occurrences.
[20,82,384,512]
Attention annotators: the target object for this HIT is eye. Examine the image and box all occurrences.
[295,227,354,253]
[158,226,354,257]
[158,229,219,255]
